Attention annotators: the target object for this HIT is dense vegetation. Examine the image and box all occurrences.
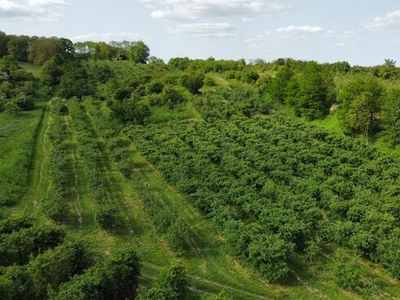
[2,31,400,299]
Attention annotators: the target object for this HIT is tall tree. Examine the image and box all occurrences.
[0,31,9,57]
[381,88,400,145]
[338,76,384,143]
[128,41,150,64]
[7,35,30,61]
[294,62,333,120]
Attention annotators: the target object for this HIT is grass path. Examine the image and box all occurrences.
[13,99,50,220]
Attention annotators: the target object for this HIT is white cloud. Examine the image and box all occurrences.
[0,0,31,19]
[364,10,400,29]
[142,0,290,21]
[71,32,142,43]
[0,0,67,21]
[171,22,237,37]
[276,25,324,34]
[246,25,325,53]
[27,0,67,8]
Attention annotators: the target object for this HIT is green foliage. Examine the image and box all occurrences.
[333,252,379,296]
[165,218,189,254]
[41,55,64,85]
[29,37,74,65]
[204,75,216,86]
[96,205,117,230]
[381,88,400,145]
[181,73,205,94]
[4,100,21,115]
[163,87,185,107]
[0,225,65,266]
[376,233,400,278]
[7,35,30,61]
[338,76,385,141]
[138,264,189,300]
[147,80,164,94]
[28,241,92,297]
[59,61,93,99]
[292,62,334,119]
[53,247,140,300]
[269,65,293,103]
[110,99,151,124]
[128,41,150,64]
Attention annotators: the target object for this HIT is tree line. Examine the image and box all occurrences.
[0,31,150,65]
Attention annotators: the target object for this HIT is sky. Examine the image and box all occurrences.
[1,0,400,66]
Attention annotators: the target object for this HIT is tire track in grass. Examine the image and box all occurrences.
[19,99,50,216]
[289,268,330,300]
[77,102,135,232]
[141,262,272,299]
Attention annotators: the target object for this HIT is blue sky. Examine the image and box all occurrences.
[0,0,400,66]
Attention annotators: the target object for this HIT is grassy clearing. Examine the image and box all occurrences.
[310,112,343,134]
[18,61,41,78]
[0,100,45,208]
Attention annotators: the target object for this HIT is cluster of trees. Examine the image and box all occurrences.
[0,56,35,114]
[53,246,140,300]
[129,111,400,282]
[0,31,150,66]
[0,215,192,300]
[253,58,400,146]
[0,32,73,65]
[0,218,93,300]
[74,40,150,63]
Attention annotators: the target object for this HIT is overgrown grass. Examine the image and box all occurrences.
[0,101,45,207]
[18,61,42,78]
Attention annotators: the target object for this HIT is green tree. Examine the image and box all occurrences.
[346,92,379,144]
[247,234,291,282]
[294,62,333,119]
[7,35,30,61]
[53,247,140,300]
[0,266,38,300]
[181,73,204,94]
[128,41,150,64]
[269,65,293,103]
[29,37,63,65]
[110,100,151,124]
[0,31,9,57]
[41,54,64,85]
[59,61,93,99]
[381,88,400,145]
[138,264,189,300]
[96,205,117,230]
[28,241,92,297]
[338,76,384,143]
[4,100,21,116]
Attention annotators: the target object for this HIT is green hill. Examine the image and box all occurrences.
[1,55,400,299]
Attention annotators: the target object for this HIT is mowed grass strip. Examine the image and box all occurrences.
[0,100,45,209]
